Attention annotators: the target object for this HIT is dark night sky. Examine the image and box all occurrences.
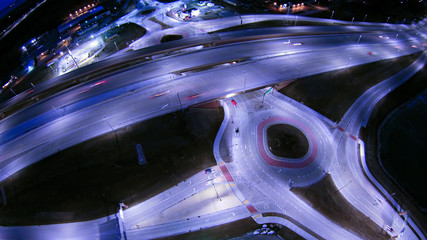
[0,0,26,19]
[0,0,18,12]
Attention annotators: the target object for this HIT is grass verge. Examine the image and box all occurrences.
[279,53,421,122]
[291,174,389,240]
[0,107,223,225]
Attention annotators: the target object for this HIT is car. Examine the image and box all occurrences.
[150,90,170,98]
[185,93,201,100]
[204,168,214,174]
[231,99,237,106]
[235,127,240,136]
[368,52,372,55]
[91,80,106,87]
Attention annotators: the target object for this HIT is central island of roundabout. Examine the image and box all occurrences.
[257,116,318,169]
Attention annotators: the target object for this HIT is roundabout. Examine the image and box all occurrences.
[225,90,334,189]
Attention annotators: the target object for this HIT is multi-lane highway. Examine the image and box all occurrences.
[0,10,426,240]
[0,27,422,181]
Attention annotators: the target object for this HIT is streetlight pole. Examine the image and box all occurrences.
[118,203,128,240]
[211,180,220,200]
[262,87,273,104]
[346,56,352,69]
[333,180,352,195]
[357,34,362,44]
[386,16,390,23]
[176,93,183,111]
[330,10,334,19]
[363,14,367,22]
[351,16,354,25]
[105,117,121,159]
[243,71,246,93]
[295,15,298,26]
[51,105,61,116]
[114,41,119,52]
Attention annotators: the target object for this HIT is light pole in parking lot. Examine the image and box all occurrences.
[363,14,367,22]
[67,47,79,69]
[330,10,334,20]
